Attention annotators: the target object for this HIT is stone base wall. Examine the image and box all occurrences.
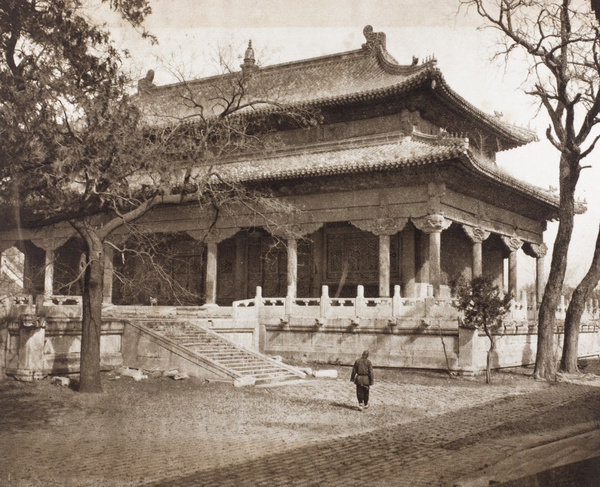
[1,299,599,380]
[2,303,124,380]
[263,323,600,374]
[264,325,459,370]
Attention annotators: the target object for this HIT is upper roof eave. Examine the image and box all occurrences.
[138,26,538,150]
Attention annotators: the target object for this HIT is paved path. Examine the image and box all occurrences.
[1,371,599,486]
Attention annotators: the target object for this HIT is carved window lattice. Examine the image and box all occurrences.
[325,228,378,282]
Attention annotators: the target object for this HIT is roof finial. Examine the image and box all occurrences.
[241,40,258,73]
[362,25,386,52]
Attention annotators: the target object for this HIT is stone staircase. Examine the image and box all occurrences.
[138,320,305,385]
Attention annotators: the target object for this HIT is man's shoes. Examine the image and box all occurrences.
[358,403,364,411]
[363,404,369,409]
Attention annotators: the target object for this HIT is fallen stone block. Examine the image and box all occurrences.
[234,376,256,387]
[172,372,189,380]
[119,367,147,381]
[313,369,338,379]
[51,376,70,387]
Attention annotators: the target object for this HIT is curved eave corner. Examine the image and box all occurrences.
[459,150,563,218]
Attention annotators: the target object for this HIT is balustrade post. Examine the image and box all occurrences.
[318,285,329,326]
[392,285,401,318]
[355,285,365,322]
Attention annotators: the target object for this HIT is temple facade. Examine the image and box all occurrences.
[3,26,597,380]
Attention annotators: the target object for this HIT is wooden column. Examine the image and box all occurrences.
[187,227,241,306]
[287,238,298,298]
[44,249,54,297]
[501,236,523,298]
[351,218,408,298]
[412,215,451,297]
[462,225,491,279]
[401,224,416,297]
[379,234,390,297]
[30,236,71,298]
[205,241,218,305]
[529,243,548,308]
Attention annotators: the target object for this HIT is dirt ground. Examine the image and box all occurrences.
[1,360,599,486]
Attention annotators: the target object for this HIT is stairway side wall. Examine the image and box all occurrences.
[122,322,236,381]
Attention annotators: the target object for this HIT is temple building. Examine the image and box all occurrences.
[4,26,596,381]
[123,25,554,307]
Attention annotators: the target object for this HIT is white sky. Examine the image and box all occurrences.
[96,0,600,287]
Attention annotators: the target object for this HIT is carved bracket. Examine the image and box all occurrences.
[528,242,548,258]
[411,215,452,234]
[30,236,72,252]
[461,225,491,244]
[501,235,523,253]
[351,218,408,236]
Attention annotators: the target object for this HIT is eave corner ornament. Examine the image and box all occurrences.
[362,25,386,52]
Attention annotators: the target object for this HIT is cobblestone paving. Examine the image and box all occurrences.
[1,370,599,487]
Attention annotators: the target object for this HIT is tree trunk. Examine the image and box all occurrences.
[485,328,494,384]
[535,154,579,380]
[561,224,600,373]
[78,232,105,393]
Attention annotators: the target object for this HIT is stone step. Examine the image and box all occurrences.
[140,320,304,385]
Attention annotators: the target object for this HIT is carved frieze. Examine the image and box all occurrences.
[501,235,523,253]
[461,225,491,244]
[411,215,452,234]
[350,218,408,236]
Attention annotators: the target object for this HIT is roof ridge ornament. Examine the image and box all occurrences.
[362,25,386,52]
[241,40,258,73]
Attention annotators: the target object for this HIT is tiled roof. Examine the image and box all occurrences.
[215,132,465,181]
[203,131,559,211]
[138,26,537,150]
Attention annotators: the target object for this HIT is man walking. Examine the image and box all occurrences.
[351,350,373,411]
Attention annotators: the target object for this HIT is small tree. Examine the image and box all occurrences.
[453,277,513,383]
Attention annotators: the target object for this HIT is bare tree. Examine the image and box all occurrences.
[461,0,600,379]
[0,1,316,392]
